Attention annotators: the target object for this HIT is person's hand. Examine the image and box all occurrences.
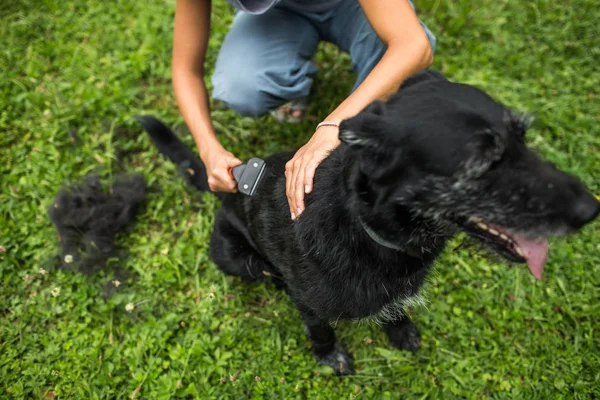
[200,144,242,192]
[285,125,341,220]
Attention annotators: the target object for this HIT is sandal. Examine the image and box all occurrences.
[270,97,308,124]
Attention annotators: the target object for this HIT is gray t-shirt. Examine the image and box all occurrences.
[226,0,343,14]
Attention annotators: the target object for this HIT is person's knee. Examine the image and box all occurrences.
[212,71,272,117]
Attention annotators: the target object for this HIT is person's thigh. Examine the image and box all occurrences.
[212,8,320,117]
[326,0,437,90]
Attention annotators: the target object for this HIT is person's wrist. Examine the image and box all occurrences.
[314,124,341,144]
[198,137,223,160]
[316,120,340,131]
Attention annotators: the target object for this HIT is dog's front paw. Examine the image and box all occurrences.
[386,320,421,352]
[314,342,355,375]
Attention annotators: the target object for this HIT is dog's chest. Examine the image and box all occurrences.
[300,257,432,321]
[356,268,429,319]
[368,292,427,323]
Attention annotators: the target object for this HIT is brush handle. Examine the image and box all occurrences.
[227,158,266,196]
[228,164,245,182]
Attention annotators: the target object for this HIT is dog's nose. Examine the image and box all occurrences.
[568,193,600,229]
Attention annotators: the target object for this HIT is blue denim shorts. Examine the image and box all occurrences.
[212,0,436,117]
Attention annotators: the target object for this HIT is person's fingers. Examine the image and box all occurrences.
[285,159,295,219]
[227,157,243,168]
[303,157,320,194]
[207,176,218,192]
[214,156,240,191]
[208,176,236,192]
[219,172,237,192]
[294,160,306,216]
[289,157,303,218]
[207,164,238,193]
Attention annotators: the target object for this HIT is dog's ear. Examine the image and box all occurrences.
[504,109,533,140]
[339,100,388,149]
[461,129,505,178]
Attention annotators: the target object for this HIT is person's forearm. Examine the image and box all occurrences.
[172,0,218,158]
[173,68,221,157]
[325,40,432,125]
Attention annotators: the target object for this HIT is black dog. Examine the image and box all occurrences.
[137,70,599,375]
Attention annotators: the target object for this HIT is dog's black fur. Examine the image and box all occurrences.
[137,70,599,375]
[48,174,147,273]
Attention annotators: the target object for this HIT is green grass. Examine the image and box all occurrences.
[1,0,599,398]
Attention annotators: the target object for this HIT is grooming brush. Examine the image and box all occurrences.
[228,157,266,196]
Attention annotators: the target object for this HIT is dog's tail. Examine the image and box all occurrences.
[135,115,210,192]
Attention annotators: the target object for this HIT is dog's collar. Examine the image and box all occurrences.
[359,217,402,251]
[359,217,424,259]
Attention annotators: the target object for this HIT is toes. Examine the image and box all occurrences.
[387,320,422,352]
[314,342,355,375]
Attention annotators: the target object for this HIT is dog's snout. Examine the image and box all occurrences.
[568,192,600,229]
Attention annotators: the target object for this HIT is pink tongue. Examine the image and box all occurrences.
[512,234,549,281]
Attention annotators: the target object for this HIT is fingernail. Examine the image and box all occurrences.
[304,185,310,193]
[291,212,296,220]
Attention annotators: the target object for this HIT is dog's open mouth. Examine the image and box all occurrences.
[463,217,549,280]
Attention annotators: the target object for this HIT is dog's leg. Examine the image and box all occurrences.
[295,304,354,375]
[209,212,275,284]
[383,315,421,352]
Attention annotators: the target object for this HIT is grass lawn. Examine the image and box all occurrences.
[1,0,599,398]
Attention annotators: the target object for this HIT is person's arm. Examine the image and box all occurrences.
[285,0,433,219]
[173,0,241,192]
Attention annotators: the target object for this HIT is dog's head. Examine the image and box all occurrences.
[339,70,599,280]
